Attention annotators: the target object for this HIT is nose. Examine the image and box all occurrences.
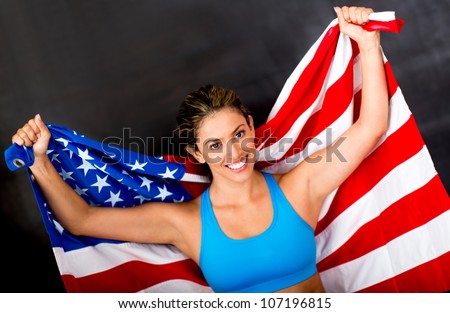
[226,138,242,164]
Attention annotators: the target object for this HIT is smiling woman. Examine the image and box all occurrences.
[6,2,450,293]
[10,6,391,292]
[12,7,388,292]
[175,85,255,178]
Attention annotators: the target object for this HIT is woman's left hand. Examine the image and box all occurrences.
[334,6,379,48]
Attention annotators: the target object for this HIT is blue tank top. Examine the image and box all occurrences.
[199,171,317,293]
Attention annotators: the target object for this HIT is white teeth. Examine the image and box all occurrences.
[227,159,245,170]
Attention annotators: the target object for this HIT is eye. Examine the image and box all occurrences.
[235,130,245,139]
[209,142,222,150]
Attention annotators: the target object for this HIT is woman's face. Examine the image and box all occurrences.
[192,107,256,183]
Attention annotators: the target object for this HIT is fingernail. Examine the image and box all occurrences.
[334,7,339,13]
[37,113,41,120]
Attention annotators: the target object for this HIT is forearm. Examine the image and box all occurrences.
[30,156,90,235]
[357,35,389,137]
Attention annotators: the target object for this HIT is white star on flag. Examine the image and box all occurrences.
[159,166,177,179]
[173,196,185,203]
[77,159,96,176]
[95,164,109,174]
[53,219,65,235]
[122,170,132,177]
[91,174,110,193]
[51,153,61,163]
[134,195,152,205]
[154,184,172,201]
[127,160,148,171]
[55,137,70,147]
[73,130,84,137]
[105,190,123,207]
[77,148,94,160]
[59,168,75,181]
[63,147,73,159]
[139,175,153,192]
[74,185,88,196]
[105,151,116,159]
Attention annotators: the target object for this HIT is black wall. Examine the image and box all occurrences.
[0,0,449,292]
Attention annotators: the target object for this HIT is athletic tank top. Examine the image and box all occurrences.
[199,171,317,293]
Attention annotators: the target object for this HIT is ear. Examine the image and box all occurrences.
[248,115,255,133]
[186,146,206,164]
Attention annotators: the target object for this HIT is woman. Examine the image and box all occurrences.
[11,6,388,293]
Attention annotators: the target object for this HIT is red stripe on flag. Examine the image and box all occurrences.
[315,116,423,234]
[358,250,450,292]
[255,25,340,147]
[384,62,399,99]
[163,154,210,198]
[363,19,405,34]
[317,175,450,272]
[62,259,208,293]
[256,48,356,170]
[256,61,398,171]
[352,90,362,123]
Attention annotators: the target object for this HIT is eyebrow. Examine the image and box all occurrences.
[204,124,246,146]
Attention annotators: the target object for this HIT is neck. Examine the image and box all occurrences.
[209,170,263,206]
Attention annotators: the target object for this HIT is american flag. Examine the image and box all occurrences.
[5,12,450,292]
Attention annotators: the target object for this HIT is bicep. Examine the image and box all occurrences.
[286,122,382,204]
[78,202,183,245]
[306,122,382,199]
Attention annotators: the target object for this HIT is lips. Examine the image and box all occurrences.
[226,157,248,171]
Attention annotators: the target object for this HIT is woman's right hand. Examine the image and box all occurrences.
[11,114,52,161]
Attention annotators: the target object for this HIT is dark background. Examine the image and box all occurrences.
[0,0,448,292]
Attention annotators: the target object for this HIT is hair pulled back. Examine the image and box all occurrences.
[175,84,251,156]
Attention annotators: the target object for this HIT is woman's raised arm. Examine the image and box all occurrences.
[12,114,188,245]
[280,6,389,227]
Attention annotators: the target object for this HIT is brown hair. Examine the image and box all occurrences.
[175,84,251,156]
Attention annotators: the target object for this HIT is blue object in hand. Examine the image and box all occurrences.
[4,143,34,171]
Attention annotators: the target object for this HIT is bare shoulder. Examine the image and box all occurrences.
[166,196,202,262]
[273,165,310,196]
[270,167,319,229]
[172,196,201,222]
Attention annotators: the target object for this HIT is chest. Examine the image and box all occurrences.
[199,198,317,292]
[212,193,274,240]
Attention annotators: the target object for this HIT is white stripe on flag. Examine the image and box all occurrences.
[54,242,189,277]
[318,88,411,220]
[369,12,396,22]
[257,34,354,158]
[268,11,396,122]
[262,97,354,174]
[321,209,450,292]
[180,172,210,183]
[138,280,212,293]
[370,88,412,153]
[266,19,339,121]
[316,145,438,262]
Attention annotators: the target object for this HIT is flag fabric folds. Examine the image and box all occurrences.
[5,12,449,292]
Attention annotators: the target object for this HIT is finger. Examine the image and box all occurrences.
[17,129,33,147]
[349,6,357,23]
[12,133,25,146]
[355,7,364,25]
[34,114,50,139]
[22,123,38,143]
[341,6,350,22]
[362,8,373,23]
[27,118,41,137]
[361,10,370,24]
[334,7,346,26]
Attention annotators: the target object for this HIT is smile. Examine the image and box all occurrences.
[226,157,247,171]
